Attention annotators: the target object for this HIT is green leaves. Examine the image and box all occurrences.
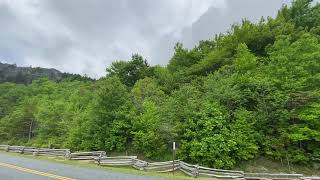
[106,54,153,87]
[176,100,258,168]
[235,43,257,73]
[131,101,165,158]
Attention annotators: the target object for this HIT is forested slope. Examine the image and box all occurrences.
[0,62,93,84]
[0,0,319,169]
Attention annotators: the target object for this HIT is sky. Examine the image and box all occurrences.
[0,0,295,78]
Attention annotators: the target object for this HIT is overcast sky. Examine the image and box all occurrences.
[0,0,295,78]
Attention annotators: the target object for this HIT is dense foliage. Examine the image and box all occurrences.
[0,0,319,169]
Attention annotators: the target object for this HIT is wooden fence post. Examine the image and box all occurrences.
[5,145,9,152]
[97,154,102,166]
[192,164,199,178]
[144,162,148,171]
[65,150,71,159]
[33,148,39,156]
[20,147,25,154]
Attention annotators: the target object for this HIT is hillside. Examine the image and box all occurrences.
[0,62,93,84]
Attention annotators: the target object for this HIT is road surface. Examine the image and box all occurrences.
[0,153,169,180]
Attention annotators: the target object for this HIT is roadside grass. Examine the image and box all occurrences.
[0,151,207,180]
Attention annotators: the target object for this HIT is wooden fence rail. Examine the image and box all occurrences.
[0,145,70,158]
[94,156,137,166]
[1,145,319,179]
[244,173,304,180]
[69,151,106,161]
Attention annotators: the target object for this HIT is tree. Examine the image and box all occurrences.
[0,98,37,142]
[168,42,213,73]
[82,77,130,151]
[234,43,257,73]
[178,101,257,169]
[130,77,165,108]
[106,54,152,86]
[35,98,70,147]
[131,101,166,158]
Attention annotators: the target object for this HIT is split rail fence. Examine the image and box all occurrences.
[1,145,319,180]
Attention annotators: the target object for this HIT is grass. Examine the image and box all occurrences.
[0,151,207,180]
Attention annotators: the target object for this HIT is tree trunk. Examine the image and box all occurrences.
[28,119,34,141]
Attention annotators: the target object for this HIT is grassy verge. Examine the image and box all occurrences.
[0,151,207,180]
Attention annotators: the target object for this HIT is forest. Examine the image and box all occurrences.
[0,0,319,169]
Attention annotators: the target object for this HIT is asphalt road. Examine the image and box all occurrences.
[0,153,169,180]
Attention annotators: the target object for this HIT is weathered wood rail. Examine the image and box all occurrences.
[1,145,319,179]
[245,172,304,180]
[95,155,137,166]
[0,145,70,158]
[70,151,106,161]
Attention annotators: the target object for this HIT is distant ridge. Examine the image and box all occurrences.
[0,62,93,84]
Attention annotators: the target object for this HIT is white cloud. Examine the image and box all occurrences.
[0,0,295,78]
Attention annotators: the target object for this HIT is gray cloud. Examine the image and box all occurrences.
[0,0,304,78]
[180,0,293,48]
